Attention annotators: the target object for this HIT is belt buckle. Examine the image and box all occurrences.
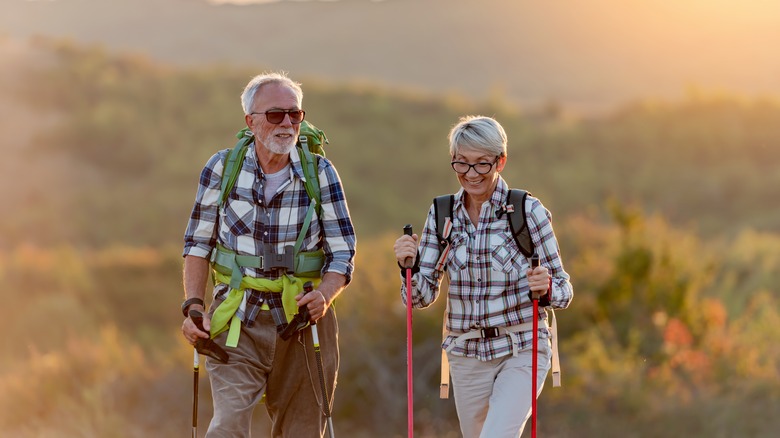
[480,327,500,338]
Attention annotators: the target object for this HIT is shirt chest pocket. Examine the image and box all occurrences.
[220,186,256,237]
[447,233,469,271]
[490,230,525,274]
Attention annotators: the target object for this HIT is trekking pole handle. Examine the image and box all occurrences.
[403,224,414,268]
[530,253,541,300]
[189,309,206,332]
[303,281,315,325]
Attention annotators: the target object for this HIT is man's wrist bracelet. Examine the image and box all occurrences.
[181,297,205,318]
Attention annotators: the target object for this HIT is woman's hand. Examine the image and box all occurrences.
[526,265,550,296]
[394,233,419,268]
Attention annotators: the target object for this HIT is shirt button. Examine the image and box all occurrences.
[477,278,482,282]
[264,232,268,235]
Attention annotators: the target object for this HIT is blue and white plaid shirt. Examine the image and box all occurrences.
[402,177,573,361]
[183,144,356,326]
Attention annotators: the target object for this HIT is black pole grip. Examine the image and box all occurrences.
[302,281,314,324]
[402,225,414,268]
[530,253,541,300]
[189,309,230,363]
[189,309,206,332]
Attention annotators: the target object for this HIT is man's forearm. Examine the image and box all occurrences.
[183,255,211,303]
[318,272,347,307]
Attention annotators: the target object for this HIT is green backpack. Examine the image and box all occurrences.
[219,120,328,214]
[215,120,329,277]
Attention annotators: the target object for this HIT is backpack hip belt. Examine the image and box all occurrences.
[443,309,561,387]
[210,243,325,289]
[445,320,540,358]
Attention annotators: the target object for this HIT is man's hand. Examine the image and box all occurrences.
[182,306,210,345]
[296,289,328,322]
[295,272,347,323]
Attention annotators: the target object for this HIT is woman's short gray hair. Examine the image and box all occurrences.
[448,115,508,158]
[240,72,303,115]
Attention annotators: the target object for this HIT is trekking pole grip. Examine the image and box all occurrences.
[403,225,414,269]
[303,281,315,325]
[189,309,206,332]
[530,253,541,300]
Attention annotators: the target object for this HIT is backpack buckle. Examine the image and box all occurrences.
[480,327,500,339]
[262,244,295,275]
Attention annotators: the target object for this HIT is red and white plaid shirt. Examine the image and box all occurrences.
[402,177,573,361]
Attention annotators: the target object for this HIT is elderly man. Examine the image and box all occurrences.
[181,72,356,437]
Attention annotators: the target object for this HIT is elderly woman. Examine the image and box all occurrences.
[394,115,573,437]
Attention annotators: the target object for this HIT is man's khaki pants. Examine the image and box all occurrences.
[447,338,551,438]
[205,309,339,438]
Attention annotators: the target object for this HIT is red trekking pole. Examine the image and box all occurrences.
[530,253,541,438]
[403,224,414,438]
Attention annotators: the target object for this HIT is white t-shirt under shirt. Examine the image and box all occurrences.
[263,164,290,202]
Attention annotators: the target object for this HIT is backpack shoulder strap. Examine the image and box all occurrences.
[292,135,322,258]
[297,135,321,215]
[219,128,254,208]
[433,194,454,253]
[507,189,535,258]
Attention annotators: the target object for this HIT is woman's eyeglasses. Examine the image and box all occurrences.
[450,157,499,175]
[250,109,306,125]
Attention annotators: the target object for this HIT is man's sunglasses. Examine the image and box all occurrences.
[250,109,306,125]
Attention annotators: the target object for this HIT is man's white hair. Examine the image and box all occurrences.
[240,72,303,115]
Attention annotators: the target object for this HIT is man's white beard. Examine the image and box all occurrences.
[263,134,296,155]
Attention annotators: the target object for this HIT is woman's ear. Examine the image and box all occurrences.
[496,155,507,172]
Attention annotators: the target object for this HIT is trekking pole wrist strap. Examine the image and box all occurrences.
[397,254,420,276]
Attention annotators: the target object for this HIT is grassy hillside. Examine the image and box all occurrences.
[1,217,778,436]
[2,37,779,248]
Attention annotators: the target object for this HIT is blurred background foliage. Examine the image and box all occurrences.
[1,38,779,437]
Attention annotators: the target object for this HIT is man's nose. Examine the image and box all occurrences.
[279,113,293,126]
